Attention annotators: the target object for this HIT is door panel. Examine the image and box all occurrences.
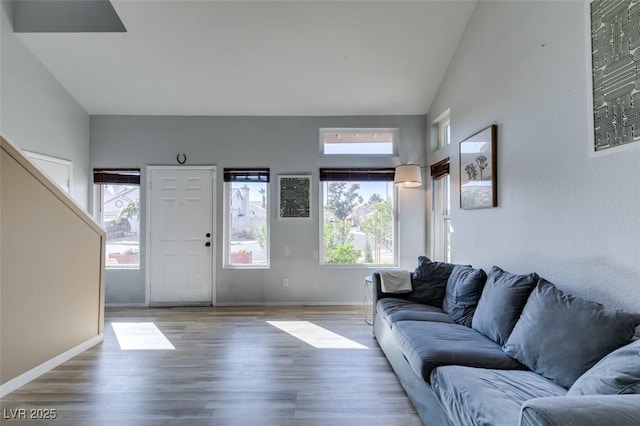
[149,167,215,305]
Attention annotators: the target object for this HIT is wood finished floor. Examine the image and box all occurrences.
[1,306,422,426]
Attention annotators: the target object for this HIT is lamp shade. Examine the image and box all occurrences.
[394,164,422,187]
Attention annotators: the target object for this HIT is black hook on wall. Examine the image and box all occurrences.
[177,153,187,164]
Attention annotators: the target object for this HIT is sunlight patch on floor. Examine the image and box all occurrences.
[267,321,369,349]
[111,322,175,350]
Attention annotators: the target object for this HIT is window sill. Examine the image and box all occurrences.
[320,264,399,269]
[106,265,140,271]
[223,265,270,270]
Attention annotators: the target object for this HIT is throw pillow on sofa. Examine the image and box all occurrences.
[471,266,539,345]
[567,338,640,395]
[406,256,458,306]
[442,265,487,327]
[503,279,640,388]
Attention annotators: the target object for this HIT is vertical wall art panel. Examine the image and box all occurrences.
[591,0,640,152]
[278,175,311,219]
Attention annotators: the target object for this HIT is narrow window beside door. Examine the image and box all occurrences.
[223,168,270,268]
[94,169,141,269]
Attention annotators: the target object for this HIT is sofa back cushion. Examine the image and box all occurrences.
[406,256,457,306]
[503,279,640,388]
[471,266,539,345]
[567,338,640,395]
[442,265,487,327]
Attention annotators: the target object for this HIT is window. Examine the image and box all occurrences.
[320,128,398,155]
[431,109,451,152]
[431,109,452,261]
[94,169,141,269]
[439,119,451,149]
[223,168,270,268]
[320,168,396,266]
[431,158,451,263]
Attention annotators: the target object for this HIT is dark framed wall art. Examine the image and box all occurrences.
[591,0,640,153]
[459,125,497,210]
[278,175,311,219]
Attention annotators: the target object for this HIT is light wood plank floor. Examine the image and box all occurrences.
[1,306,422,425]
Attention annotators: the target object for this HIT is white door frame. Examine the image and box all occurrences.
[145,165,217,306]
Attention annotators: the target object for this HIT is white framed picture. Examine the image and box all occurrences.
[459,125,497,210]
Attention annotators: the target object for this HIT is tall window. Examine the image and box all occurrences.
[94,169,141,269]
[431,109,452,262]
[223,168,270,268]
[320,128,398,155]
[431,160,451,263]
[320,168,396,266]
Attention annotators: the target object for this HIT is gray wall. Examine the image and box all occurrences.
[0,0,90,208]
[427,1,640,312]
[91,115,427,305]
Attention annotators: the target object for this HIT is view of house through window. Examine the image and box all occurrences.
[320,169,396,265]
[94,169,141,269]
[224,169,269,267]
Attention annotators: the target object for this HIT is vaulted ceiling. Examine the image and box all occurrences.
[13,0,476,116]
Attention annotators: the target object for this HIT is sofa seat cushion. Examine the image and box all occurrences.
[431,366,567,426]
[377,298,454,328]
[391,320,525,382]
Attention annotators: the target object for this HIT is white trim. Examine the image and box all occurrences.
[0,335,103,397]
[105,303,147,308]
[214,302,364,307]
[23,150,73,196]
[432,109,450,126]
[145,166,217,307]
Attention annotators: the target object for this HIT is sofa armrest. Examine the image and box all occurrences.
[520,395,640,426]
[371,272,383,322]
[371,272,405,323]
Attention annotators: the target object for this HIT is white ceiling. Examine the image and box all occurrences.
[17,1,476,116]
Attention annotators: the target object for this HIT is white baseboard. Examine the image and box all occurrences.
[105,302,147,308]
[0,334,103,397]
[214,301,364,307]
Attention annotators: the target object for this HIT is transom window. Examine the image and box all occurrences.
[432,109,451,152]
[320,128,398,155]
[223,168,270,268]
[320,168,397,266]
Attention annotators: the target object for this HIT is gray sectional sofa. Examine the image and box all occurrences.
[372,257,640,426]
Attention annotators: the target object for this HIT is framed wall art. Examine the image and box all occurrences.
[278,175,311,219]
[591,0,640,153]
[459,125,497,210]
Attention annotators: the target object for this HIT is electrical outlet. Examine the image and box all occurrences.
[282,278,289,287]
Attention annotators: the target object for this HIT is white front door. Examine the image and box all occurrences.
[148,167,215,305]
